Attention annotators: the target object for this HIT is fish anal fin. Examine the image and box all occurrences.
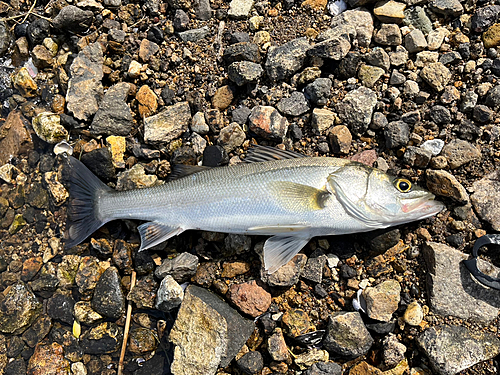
[270,181,331,212]
[264,235,311,274]
[168,165,211,181]
[138,221,184,251]
[245,145,305,163]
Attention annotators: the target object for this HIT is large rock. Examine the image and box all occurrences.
[144,102,191,144]
[52,5,93,32]
[91,82,133,136]
[265,37,310,81]
[91,267,125,319]
[169,285,254,375]
[331,7,374,48]
[66,42,104,121]
[248,105,289,139]
[0,282,42,334]
[471,169,500,230]
[417,325,500,375]
[336,86,377,136]
[27,342,70,375]
[441,139,481,169]
[423,242,500,323]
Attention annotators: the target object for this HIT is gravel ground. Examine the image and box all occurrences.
[0,0,500,374]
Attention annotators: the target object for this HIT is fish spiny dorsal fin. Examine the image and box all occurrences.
[168,164,212,181]
[244,145,305,163]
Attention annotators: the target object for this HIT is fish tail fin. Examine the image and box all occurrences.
[64,155,112,249]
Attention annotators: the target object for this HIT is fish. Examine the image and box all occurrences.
[64,146,445,273]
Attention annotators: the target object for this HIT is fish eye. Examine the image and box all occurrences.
[395,178,412,193]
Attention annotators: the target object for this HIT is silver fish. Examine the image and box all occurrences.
[64,146,444,273]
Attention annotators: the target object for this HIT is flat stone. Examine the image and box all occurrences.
[384,121,409,149]
[427,27,449,50]
[169,285,254,373]
[248,105,289,139]
[305,362,342,375]
[336,86,377,136]
[52,5,93,32]
[403,6,432,35]
[228,61,263,86]
[417,325,500,375]
[471,169,500,231]
[441,139,481,169]
[261,254,307,287]
[265,37,310,81]
[403,146,432,168]
[374,24,402,45]
[27,342,70,375]
[212,85,236,110]
[429,0,463,17]
[0,282,42,334]
[228,0,254,19]
[358,64,385,88]
[426,169,469,203]
[311,108,335,134]
[307,37,351,60]
[178,26,210,42]
[362,280,401,322]
[223,42,260,64]
[155,252,199,283]
[374,1,406,23]
[423,242,500,323]
[420,62,451,92]
[0,111,32,166]
[90,82,132,136]
[139,39,159,62]
[331,8,374,47]
[73,301,103,325]
[227,280,271,317]
[405,29,427,53]
[144,101,191,144]
[471,5,500,33]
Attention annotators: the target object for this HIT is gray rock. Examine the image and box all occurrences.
[307,37,351,60]
[91,267,125,320]
[426,169,469,203]
[194,0,213,20]
[390,45,409,66]
[405,29,427,53]
[155,252,199,283]
[225,234,252,254]
[155,275,184,312]
[358,64,385,88]
[384,121,409,148]
[371,112,388,129]
[173,9,189,31]
[223,42,260,63]
[374,24,402,46]
[471,5,500,32]
[232,106,251,125]
[363,280,401,322]
[90,82,133,136]
[441,139,481,169]
[484,85,500,109]
[237,351,264,374]
[365,47,390,71]
[317,25,356,44]
[304,78,332,106]
[417,325,500,375]
[261,254,307,287]
[217,122,246,152]
[403,146,432,168]
[0,282,42,334]
[265,37,310,82]
[390,70,406,85]
[228,0,254,19]
[382,334,406,368]
[144,101,191,144]
[228,61,263,86]
[47,291,75,325]
[66,43,104,121]
[460,91,478,112]
[473,104,493,123]
[439,51,462,65]
[304,361,342,375]
[80,322,123,354]
[430,105,451,124]
[0,21,10,57]
[52,5,93,33]
[301,249,327,284]
[323,311,373,359]
[420,62,451,92]
[471,169,500,231]
[423,242,500,323]
[191,111,210,134]
[429,0,463,17]
[178,26,210,42]
[248,105,289,139]
[277,91,311,116]
[336,86,377,136]
[403,6,433,35]
[170,285,254,373]
[421,139,445,155]
[331,8,374,48]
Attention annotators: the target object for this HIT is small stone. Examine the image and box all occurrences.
[307,37,351,60]
[52,5,93,32]
[73,301,103,325]
[129,327,158,354]
[136,85,158,118]
[311,108,335,134]
[173,9,189,31]
[228,0,254,19]
[417,325,500,375]
[471,5,500,33]
[390,70,406,85]
[81,147,116,181]
[366,47,391,71]
[75,256,106,296]
[218,122,246,152]
[144,101,191,144]
[403,6,432,34]
[155,252,199,283]
[32,45,54,69]
[429,105,451,124]
[426,169,469,203]
[374,0,406,23]
[47,291,75,325]
[471,170,500,231]
[282,309,315,338]
[228,61,263,86]
[441,139,481,169]
[127,275,158,309]
[421,139,445,155]
[116,163,157,190]
[420,62,451,92]
[212,85,235,110]
[0,282,42,334]
[403,301,423,326]
[305,361,342,375]
[336,86,377,136]
[0,111,32,166]
[223,42,260,64]
[31,112,68,144]
[268,328,290,361]
[248,105,289,139]
[403,146,432,168]
[302,249,328,283]
[227,280,271,317]
[384,121,409,148]
[261,254,307,287]
[221,261,251,278]
[8,213,26,234]
[374,24,402,46]
[382,334,406,368]
[358,64,385,88]
[80,322,123,354]
[371,112,388,130]
[304,78,332,106]
[265,37,310,81]
[237,351,264,375]
[277,91,311,116]
[415,51,439,67]
[389,45,408,66]
[405,29,427,53]
[331,8,374,48]
[427,27,449,50]
[127,60,142,78]
[91,267,125,319]
[11,67,37,97]
[362,280,401,322]
[106,136,126,168]
[473,104,493,123]
[461,91,478,113]
[27,342,70,375]
[190,111,209,134]
[178,26,210,42]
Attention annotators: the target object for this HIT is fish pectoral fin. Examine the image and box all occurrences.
[138,222,184,251]
[168,164,211,181]
[263,235,311,274]
[247,224,311,235]
[245,145,305,163]
[270,181,331,212]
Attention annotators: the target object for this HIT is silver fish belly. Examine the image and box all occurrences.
[64,147,444,273]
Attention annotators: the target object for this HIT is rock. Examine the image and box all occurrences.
[421,139,445,156]
[169,285,254,373]
[441,139,481,169]
[423,242,500,323]
[173,9,189,31]
[0,21,10,57]
[426,169,468,203]
[116,163,157,190]
[0,111,32,166]
[471,5,500,33]
[366,47,391,71]
[268,328,290,361]
[336,86,377,136]
[0,282,42,334]
[47,291,75,325]
[237,351,264,375]
[75,256,106,296]
[27,342,70,375]
[304,78,332,106]
[194,0,213,20]
[305,361,342,375]
[212,85,235,110]
[429,0,463,17]
[282,309,315,338]
[155,252,199,283]
[420,62,451,92]
[404,29,427,53]
[374,24,402,45]
[403,6,432,34]
[217,122,246,152]
[248,105,289,139]
[44,171,69,206]
[228,0,254,19]
[223,42,260,63]
[302,249,327,283]
[390,46,409,66]
[323,311,373,359]
[362,280,401,322]
[261,254,307,287]
[80,147,116,181]
[74,301,103,325]
[106,135,126,168]
[471,170,500,231]
[329,125,352,154]
[21,314,52,348]
[429,105,451,124]
[382,334,406,368]
[403,301,423,326]
[228,61,263,86]
[144,102,191,144]
[136,85,158,118]
[227,280,271,317]
[403,146,432,168]
[26,18,50,46]
[155,275,184,312]
[311,108,335,134]
[384,121,409,148]
[91,267,125,320]
[416,325,500,375]
[331,8,373,48]
[66,43,104,121]
[52,5,93,32]
[307,37,351,60]
[232,106,251,125]
[80,322,123,354]
[32,45,54,69]
[373,1,406,23]
[265,37,310,81]
[11,67,37,97]
[461,91,478,112]
[277,91,311,116]
[473,104,493,123]
[358,64,385,88]
[31,112,68,144]
[427,28,449,50]
[178,26,210,42]
[129,327,158,354]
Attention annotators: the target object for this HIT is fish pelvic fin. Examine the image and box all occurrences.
[64,156,113,249]
[138,222,185,251]
[264,234,311,274]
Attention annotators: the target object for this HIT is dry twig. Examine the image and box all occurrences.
[118,270,137,375]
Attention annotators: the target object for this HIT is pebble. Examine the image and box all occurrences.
[331,8,374,48]
[237,351,264,374]
[212,85,235,110]
[403,301,423,326]
[144,101,191,144]
[311,108,335,134]
[423,242,500,323]
[358,64,385,88]
[268,328,290,361]
[374,24,402,46]
[91,267,125,319]
[248,105,289,139]
[471,5,500,32]
[80,147,116,181]
[178,26,210,42]
[73,301,104,325]
[294,349,329,370]
[323,312,373,359]
[403,6,432,34]
[382,334,407,368]
[384,121,410,149]
[427,27,449,50]
[373,1,406,23]
[221,261,250,278]
[471,169,500,231]
[136,85,158,118]
[129,327,158,354]
[27,342,70,375]
[31,112,68,144]
[80,322,123,354]
[404,29,427,53]
[426,169,469,203]
[416,325,500,375]
[282,309,315,338]
[265,37,310,81]
[390,46,409,66]
[304,78,332,106]
[420,62,451,92]
[127,274,158,309]
[261,254,307,287]
[276,91,311,116]
[403,146,432,168]
[47,291,75,325]
[228,61,263,86]
[362,280,401,322]
[429,0,463,17]
[304,361,342,375]
[301,249,327,283]
[228,0,254,19]
[336,86,377,136]
[223,42,260,63]
[218,122,246,152]
[155,252,199,283]
[0,111,32,166]
[307,37,351,60]
[11,67,37,97]
[227,280,271,317]
[420,139,444,155]
[0,282,42,334]
[116,163,157,190]
[440,139,481,169]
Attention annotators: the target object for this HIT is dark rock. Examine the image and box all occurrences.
[471,5,500,32]
[429,0,463,17]
[304,78,332,106]
[7,336,25,358]
[265,37,310,81]
[223,42,260,63]
[276,91,311,116]
[485,84,500,109]
[129,327,158,354]
[232,106,251,124]
[371,112,388,130]
[401,110,420,124]
[173,9,189,31]
[0,21,10,57]
[237,350,264,374]
[364,228,401,253]
[194,0,213,20]
[203,145,229,167]
[80,147,116,181]
[333,52,363,79]
[473,104,493,123]
[80,322,123,354]
[14,22,29,39]
[178,26,210,42]
[439,51,462,65]
[52,5,93,33]
[91,267,125,319]
[229,31,250,44]
[0,282,42,334]
[384,121,410,149]
[155,252,199,283]
[147,26,164,44]
[161,86,175,105]
[133,250,155,276]
[26,19,50,46]
[5,357,26,375]
[301,249,327,283]
[304,361,342,375]
[127,275,158,309]
[336,86,377,136]
[21,315,52,348]
[430,105,451,124]
[365,320,396,334]
[228,61,264,86]
[47,291,75,325]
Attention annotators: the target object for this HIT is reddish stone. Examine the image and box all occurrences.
[227,280,271,317]
[27,342,71,375]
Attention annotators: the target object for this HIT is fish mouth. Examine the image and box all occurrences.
[401,196,445,218]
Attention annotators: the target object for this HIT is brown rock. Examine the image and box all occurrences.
[139,39,160,62]
[227,280,271,317]
[0,110,32,166]
[248,105,289,139]
[136,85,158,118]
[349,149,378,166]
[301,0,327,11]
[441,139,481,169]
[268,328,290,362]
[27,342,70,375]
[221,261,251,278]
[21,257,43,282]
[212,85,235,110]
[11,67,38,97]
[32,45,54,69]
[349,361,383,375]
[426,169,469,203]
[483,23,500,48]
[282,309,315,338]
[329,125,352,154]
[471,169,500,231]
[362,280,401,322]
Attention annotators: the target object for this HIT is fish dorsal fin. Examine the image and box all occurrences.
[269,181,331,212]
[137,221,185,250]
[245,145,305,163]
[264,235,311,274]
[168,164,211,181]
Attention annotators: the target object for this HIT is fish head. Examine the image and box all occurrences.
[328,162,445,227]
